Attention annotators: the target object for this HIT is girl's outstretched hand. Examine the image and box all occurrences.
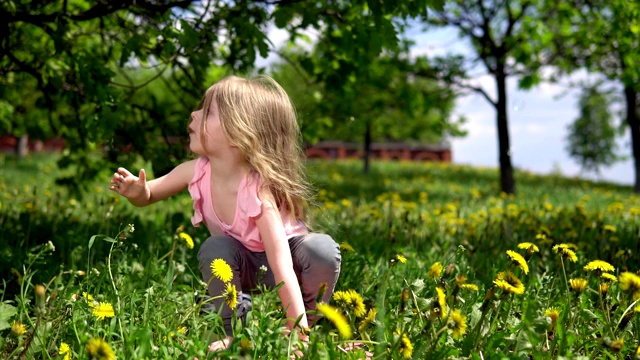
[109,167,150,204]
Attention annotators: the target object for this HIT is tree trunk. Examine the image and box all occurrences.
[495,66,515,194]
[363,119,371,174]
[17,134,29,158]
[624,85,640,192]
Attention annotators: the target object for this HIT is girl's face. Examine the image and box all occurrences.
[188,99,231,157]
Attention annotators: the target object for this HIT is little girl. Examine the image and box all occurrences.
[109,75,341,351]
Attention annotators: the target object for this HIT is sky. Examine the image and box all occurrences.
[258,25,635,187]
[409,27,635,186]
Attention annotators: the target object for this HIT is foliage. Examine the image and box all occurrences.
[541,0,640,192]
[423,0,557,195]
[1,0,440,188]
[565,84,622,174]
[2,154,640,358]
[271,51,466,146]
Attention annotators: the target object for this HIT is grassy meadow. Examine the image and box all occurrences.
[1,153,640,359]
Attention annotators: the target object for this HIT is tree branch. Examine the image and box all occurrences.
[9,0,193,25]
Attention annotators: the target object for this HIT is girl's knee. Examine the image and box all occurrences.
[299,234,341,270]
[198,235,242,266]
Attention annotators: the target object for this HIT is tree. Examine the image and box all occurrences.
[1,0,441,188]
[565,84,621,175]
[542,0,640,191]
[423,0,554,194]
[272,49,465,173]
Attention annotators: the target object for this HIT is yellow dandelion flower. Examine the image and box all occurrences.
[178,232,194,249]
[435,287,447,319]
[339,243,354,252]
[11,321,26,336]
[506,250,529,274]
[603,224,616,233]
[619,272,640,300]
[569,278,588,292]
[83,292,96,307]
[223,283,238,309]
[358,308,377,333]
[210,258,233,283]
[461,283,479,291]
[544,308,560,330]
[607,338,623,352]
[86,338,115,360]
[584,260,615,273]
[601,273,617,283]
[60,342,71,360]
[599,282,610,295]
[494,271,525,295]
[428,262,443,279]
[316,303,352,339]
[333,289,367,317]
[399,332,413,359]
[91,302,115,320]
[396,254,407,264]
[517,242,539,253]
[177,326,187,334]
[552,244,578,262]
[449,309,467,339]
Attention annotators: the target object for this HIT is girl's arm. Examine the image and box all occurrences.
[109,160,197,207]
[255,189,309,332]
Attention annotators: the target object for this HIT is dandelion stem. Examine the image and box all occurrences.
[107,231,126,356]
[559,257,570,296]
[597,279,615,339]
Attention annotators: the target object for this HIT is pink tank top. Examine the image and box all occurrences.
[188,157,308,252]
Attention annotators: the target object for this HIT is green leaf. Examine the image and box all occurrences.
[0,303,17,331]
[273,6,294,28]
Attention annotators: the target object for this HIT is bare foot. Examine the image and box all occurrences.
[208,336,233,352]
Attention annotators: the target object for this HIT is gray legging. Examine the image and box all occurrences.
[198,233,341,335]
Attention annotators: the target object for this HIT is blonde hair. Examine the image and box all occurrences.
[198,75,311,222]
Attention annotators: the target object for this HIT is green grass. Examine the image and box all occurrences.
[1,153,640,359]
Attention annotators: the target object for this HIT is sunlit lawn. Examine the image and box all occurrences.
[1,153,639,359]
